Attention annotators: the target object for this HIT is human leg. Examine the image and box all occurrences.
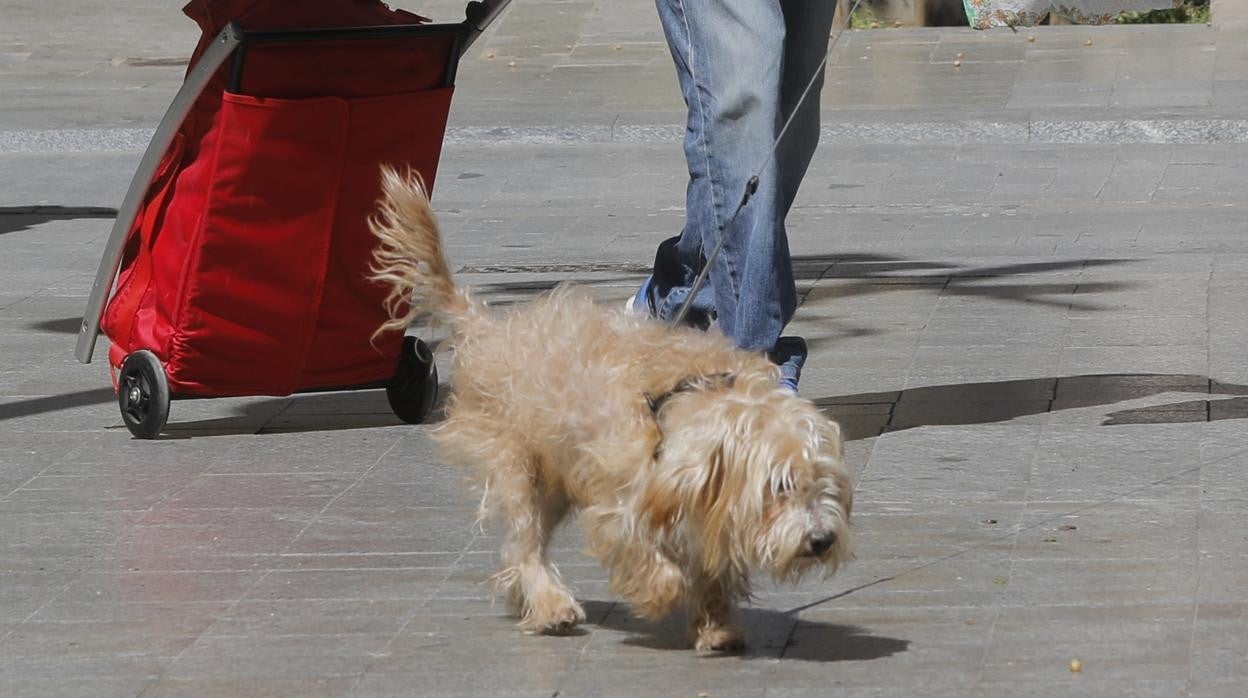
[649,0,790,352]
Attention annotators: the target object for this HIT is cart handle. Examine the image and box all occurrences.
[464,0,512,52]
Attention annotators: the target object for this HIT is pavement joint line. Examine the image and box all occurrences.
[129,432,415,693]
[974,415,1047,684]
[7,117,1248,153]
[137,567,278,697]
[350,528,485,693]
[279,430,410,556]
[551,601,616,698]
[785,444,1248,616]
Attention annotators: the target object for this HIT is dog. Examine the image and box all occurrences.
[369,167,853,652]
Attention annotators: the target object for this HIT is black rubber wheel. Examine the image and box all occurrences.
[387,336,438,424]
[117,350,171,439]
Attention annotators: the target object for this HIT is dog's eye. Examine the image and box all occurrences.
[773,480,792,496]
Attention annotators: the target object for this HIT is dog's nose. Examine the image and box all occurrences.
[808,532,837,556]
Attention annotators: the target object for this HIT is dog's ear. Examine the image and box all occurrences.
[698,435,772,574]
[637,434,719,535]
[640,399,767,572]
[813,417,851,518]
[637,442,739,573]
[697,444,735,573]
[818,418,845,463]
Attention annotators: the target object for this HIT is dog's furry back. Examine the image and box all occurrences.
[367,167,778,496]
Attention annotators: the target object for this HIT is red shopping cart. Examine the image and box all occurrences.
[75,0,511,438]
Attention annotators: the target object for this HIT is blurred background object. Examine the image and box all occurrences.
[835,0,1211,28]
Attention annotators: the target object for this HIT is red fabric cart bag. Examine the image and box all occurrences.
[105,86,452,396]
[300,87,453,390]
[100,1,457,397]
[170,93,349,396]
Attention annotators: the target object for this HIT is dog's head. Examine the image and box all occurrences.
[640,373,853,582]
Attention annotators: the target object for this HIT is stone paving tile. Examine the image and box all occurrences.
[241,568,450,603]
[981,636,1191,683]
[284,508,479,557]
[157,652,375,682]
[857,425,1042,504]
[108,512,317,559]
[1197,555,1248,599]
[0,677,157,698]
[351,675,557,698]
[1004,559,1199,607]
[143,677,357,698]
[1011,501,1199,561]
[51,570,267,606]
[0,619,203,660]
[1026,426,1204,500]
[24,600,231,636]
[0,653,168,683]
[976,679,1190,697]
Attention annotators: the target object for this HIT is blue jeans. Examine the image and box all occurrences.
[646,0,836,380]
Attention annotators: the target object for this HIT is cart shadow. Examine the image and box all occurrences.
[0,388,116,421]
[157,387,450,438]
[24,317,85,334]
[0,206,117,236]
[579,600,910,662]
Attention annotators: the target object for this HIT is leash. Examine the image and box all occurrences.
[671,0,865,327]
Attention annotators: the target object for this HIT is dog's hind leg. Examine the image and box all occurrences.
[487,453,585,635]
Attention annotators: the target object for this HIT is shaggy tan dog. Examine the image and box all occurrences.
[369,167,853,652]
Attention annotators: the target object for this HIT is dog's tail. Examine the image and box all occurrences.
[369,166,476,339]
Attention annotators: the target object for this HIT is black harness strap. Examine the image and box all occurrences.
[645,372,737,416]
[645,372,737,462]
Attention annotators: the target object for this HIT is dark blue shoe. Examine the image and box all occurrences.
[770,336,807,395]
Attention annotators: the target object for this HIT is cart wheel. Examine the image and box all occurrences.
[387,336,438,424]
[117,350,170,439]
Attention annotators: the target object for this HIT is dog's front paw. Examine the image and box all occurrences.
[521,594,586,636]
[694,624,746,654]
[533,603,586,635]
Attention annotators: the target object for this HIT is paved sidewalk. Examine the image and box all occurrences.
[2,1,1248,696]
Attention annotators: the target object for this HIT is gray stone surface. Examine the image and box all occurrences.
[2,0,1248,696]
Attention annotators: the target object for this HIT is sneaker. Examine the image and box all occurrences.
[625,275,655,317]
[770,336,807,395]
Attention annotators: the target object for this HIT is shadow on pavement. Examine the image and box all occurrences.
[0,206,117,235]
[793,253,1138,312]
[8,375,1248,439]
[0,388,116,421]
[460,254,1140,314]
[820,374,1248,441]
[25,317,85,334]
[583,600,910,662]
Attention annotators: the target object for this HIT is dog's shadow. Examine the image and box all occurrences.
[580,600,909,662]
